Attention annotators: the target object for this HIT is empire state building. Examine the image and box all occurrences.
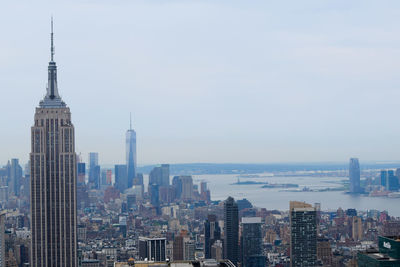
[30,21,77,267]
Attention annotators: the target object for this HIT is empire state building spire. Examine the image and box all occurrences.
[31,19,77,267]
[39,18,65,108]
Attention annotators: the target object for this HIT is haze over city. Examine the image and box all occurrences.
[2,0,400,165]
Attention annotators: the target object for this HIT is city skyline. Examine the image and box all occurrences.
[1,2,400,267]
[2,1,400,164]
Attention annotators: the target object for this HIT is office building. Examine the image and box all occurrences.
[30,22,77,266]
[224,196,239,266]
[149,184,160,209]
[126,115,136,188]
[138,237,166,261]
[317,237,333,266]
[88,152,100,189]
[161,164,169,186]
[200,181,211,203]
[129,185,144,200]
[211,240,223,261]
[133,173,144,186]
[172,176,182,199]
[358,236,400,266]
[127,194,136,210]
[184,240,195,261]
[388,171,399,191]
[241,217,264,267]
[149,165,170,187]
[352,216,363,241]
[381,170,388,189]
[77,162,86,186]
[180,176,193,201]
[7,159,23,197]
[173,235,184,261]
[159,185,175,204]
[290,201,317,267]
[204,214,221,259]
[101,169,112,187]
[115,165,128,193]
[349,158,361,193]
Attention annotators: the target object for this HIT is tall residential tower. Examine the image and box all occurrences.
[30,21,77,267]
[290,201,317,267]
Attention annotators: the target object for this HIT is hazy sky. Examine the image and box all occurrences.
[1,1,400,165]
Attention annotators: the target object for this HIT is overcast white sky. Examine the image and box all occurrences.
[1,0,400,165]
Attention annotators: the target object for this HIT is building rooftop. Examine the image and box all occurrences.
[241,217,261,224]
[114,260,236,267]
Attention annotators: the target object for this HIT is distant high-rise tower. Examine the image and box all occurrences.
[349,158,361,193]
[352,216,363,241]
[224,196,239,266]
[88,152,100,189]
[148,165,170,187]
[30,20,77,266]
[290,201,317,267]
[8,159,22,197]
[77,162,86,186]
[126,114,137,188]
[180,175,193,201]
[114,164,128,193]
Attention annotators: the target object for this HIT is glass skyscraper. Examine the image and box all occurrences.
[126,117,136,188]
[241,217,264,267]
[349,158,361,193]
[224,196,239,266]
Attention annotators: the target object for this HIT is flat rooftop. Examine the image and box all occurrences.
[115,260,236,267]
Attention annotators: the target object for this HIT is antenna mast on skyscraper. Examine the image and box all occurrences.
[51,17,55,61]
[130,112,132,130]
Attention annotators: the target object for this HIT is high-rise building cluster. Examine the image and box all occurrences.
[3,22,400,267]
[348,158,400,197]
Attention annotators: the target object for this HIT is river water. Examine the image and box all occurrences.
[192,174,400,217]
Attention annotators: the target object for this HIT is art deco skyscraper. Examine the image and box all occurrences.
[30,21,77,267]
[126,114,136,188]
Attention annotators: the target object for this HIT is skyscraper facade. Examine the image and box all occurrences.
[290,201,317,267]
[88,152,100,189]
[388,170,399,191]
[148,164,170,187]
[349,158,361,193]
[224,196,239,266]
[138,237,166,261]
[7,159,23,197]
[241,217,264,267]
[115,164,128,193]
[180,176,193,201]
[30,23,77,266]
[204,214,221,259]
[126,117,136,188]
[381,170,388,188]
[77,162,86,186]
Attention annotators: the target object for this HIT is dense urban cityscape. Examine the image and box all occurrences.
[2,2,400,266]
[0,27,398,267]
